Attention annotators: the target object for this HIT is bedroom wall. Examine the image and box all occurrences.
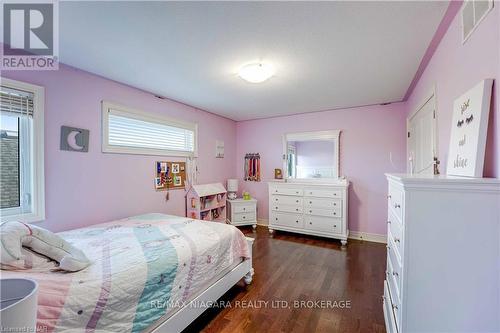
[236,103,407,236]
[2,65,237,232]
[405,2,500,177]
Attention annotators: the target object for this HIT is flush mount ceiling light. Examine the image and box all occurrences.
[238,63,275,83]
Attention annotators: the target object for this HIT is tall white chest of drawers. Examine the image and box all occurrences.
[268,180,349,245]
[384,174,500,333]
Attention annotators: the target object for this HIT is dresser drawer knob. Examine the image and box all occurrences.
[309,201,312,204]
[334,224,337,228]
[394,238,400,243]
[394,204,401,209]
[387,220,391,224]
[392,304,399,310]
[386,245,391,250]
[309,210,312,213]
[275,218,278,221]
[387,195,392,199]
[296,200,299,203]
[333,212,336,215]
[296,208,299,211]
[309,222,312,225]
[296,220,299,223]
[243,216,246,219]
[393,271,399,277]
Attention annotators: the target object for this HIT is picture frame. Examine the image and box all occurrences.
[274,168,283,179]
[446,79,493,177]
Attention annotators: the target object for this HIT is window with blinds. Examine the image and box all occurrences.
[0,80,44,222]
[102,102,197,157]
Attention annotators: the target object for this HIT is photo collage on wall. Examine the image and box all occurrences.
[155,161,187,190]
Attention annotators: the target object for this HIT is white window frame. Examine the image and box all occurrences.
[101,101,198,157]
[0,77,45,223]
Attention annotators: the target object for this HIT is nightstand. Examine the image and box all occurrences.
[227,198,257,228]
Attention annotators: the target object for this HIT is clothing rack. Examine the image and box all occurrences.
[244,153,261,182]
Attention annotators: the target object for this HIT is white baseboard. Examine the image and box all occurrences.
[348,231,387,244]
[257,218,269,226]
[257,218,386,244]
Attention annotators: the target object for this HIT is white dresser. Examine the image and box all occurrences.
[384,174,500,333]
[227,198,257,228]
[268,180,349,245]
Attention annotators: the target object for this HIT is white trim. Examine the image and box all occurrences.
[283,130,341,182]
[0,77,45,223]
[406,86,438,174]
[101,101,198,157]
[257,218,269,226]
[348,231,387,244]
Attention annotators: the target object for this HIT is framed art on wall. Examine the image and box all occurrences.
[446,79,493,177]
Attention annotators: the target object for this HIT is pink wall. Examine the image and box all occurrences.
[2,65,237,232]
[405,3,499,177]
[236,104,407,235]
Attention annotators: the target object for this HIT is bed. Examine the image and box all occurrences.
[1,213,254,333]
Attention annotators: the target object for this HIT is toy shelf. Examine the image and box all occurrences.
[186,183,227,223]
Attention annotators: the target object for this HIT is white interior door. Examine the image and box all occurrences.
[408,94,437,174]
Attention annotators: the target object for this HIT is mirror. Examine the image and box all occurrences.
[283,130,340,181]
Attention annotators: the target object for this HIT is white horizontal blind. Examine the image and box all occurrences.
[0,86,34,116]
[107,109,195,154]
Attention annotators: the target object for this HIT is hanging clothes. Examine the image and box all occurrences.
[244,153,261,182]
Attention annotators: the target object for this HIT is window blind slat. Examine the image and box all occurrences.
[107,113,195,153]
[0,86,34,117]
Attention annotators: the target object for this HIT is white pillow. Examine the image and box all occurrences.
[0,221,91,272]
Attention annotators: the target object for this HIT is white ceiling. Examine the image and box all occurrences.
[57,1,448,121]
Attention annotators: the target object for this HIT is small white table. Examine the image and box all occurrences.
[226,198,257,228]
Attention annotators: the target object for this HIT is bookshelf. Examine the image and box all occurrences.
[186,183,227,222]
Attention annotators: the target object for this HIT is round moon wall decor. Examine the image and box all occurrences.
[60,126,90,152]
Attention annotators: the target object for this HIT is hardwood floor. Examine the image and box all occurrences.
[183,226,387,333]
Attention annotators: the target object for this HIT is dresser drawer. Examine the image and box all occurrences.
[384,281,399,333]
[271,204,303,214]
[233,203,255,214]
[304,215,342,234]
[388,211,403,258]
[387,229,402,276]
[270,212,304,228]
[232,212,256,223]
[271,195,303,206]
[388,184,404,221]
[387,251,402,306]
[271,187,303,196]
[304,188,342,198]
[304,197,341,209]
[305,207,342,218]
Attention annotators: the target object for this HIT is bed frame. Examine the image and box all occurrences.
[150,237,254,333]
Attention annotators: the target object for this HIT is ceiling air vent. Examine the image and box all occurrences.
[462,0,494,43]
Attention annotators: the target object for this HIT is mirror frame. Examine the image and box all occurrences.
[282,130,341,182]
